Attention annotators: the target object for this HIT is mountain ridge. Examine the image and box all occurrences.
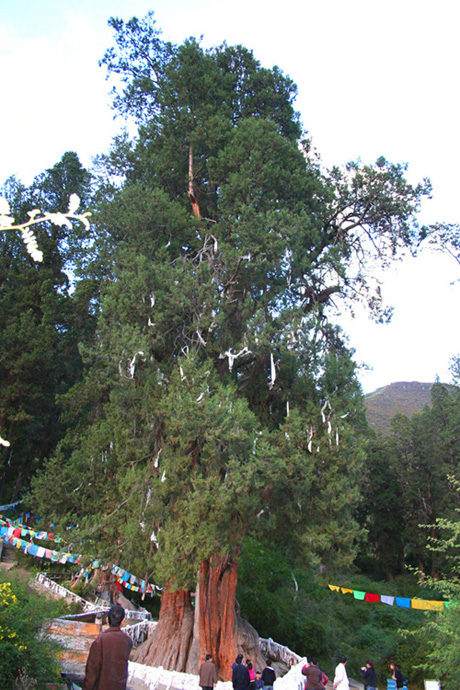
[364,380,434,434]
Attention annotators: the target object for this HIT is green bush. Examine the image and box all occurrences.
[0,570,67,689]
[237,539,429,687]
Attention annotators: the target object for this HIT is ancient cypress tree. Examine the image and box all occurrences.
[31,13,430,677]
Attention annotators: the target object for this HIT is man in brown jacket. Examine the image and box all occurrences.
[82,604,133,690]
[302,657,326,690]
[199,653,218,690]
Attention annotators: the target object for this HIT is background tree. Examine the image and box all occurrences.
[0,153,93,499]
[359,373,460,579]
[412,475,460,687]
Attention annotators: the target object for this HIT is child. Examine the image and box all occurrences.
[255,671,264,690]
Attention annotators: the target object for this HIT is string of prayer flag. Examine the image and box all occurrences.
[0,516,162,596]
[328,584,452,610]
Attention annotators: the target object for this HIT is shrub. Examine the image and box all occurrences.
[0,570,66,689]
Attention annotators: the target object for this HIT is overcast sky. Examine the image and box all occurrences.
[1,0,459,392]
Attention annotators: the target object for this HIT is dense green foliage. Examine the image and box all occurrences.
[360,376,460,579]
[237,538,429,686]
[0,153,94,498]
[402,364,460,687]
[0,570,67,689]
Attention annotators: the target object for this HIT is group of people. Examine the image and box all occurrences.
[78,606,408,690]
[303,655,348,690]
[360,660,408,690]
[303,656,408,690]
[230,655,277,690]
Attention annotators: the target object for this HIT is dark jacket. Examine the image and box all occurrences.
[261,666,276,686]
[393,669,406,689]
[303,664,323,690]
[232,663,251,690]
[199,659,218,687]
[82,626,133,690]
[361,666,377,688]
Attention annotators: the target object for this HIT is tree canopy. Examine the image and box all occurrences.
[27,12,433,586]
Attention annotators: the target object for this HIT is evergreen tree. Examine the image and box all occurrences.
[415,360,460,685]
[31,14,430,676]
[0,154,93,499]
[360,371,460,578]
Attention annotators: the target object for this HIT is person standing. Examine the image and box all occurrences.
[232,654,250,690]
[255,671,264,690]
[333,656,349,690]
[261,661,276,690]
[390,662,408,689]
[246,660,256,690]
[302,657,323,690]
[199,653,218,690]
[360,661,377,690]
[82,604,133,690]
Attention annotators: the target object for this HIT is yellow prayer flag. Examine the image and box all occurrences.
[341,588,353,595]
[411,598,444,611]
[328,585,340,591]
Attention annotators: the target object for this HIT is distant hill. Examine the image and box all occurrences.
[365,381,433,434]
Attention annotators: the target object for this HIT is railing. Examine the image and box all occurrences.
[124,620,158,647]
[35,573,105,610]
[36,573,302,670]
[36,573,153,624]
[125,609,152,621]
[35,573,106,611]
[269,658,308,690]
[259,637,302,668]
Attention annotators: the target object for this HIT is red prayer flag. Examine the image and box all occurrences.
[365,592,380,603]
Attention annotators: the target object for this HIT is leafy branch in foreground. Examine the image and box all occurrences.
[0,191,91,450]
[0,193,91,262]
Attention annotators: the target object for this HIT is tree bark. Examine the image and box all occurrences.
[132,555,264,679]
[198,554,238,679]
[132,586,194,670]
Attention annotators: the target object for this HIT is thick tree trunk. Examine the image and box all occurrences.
[198,554,238,680]
[132,587,194,670]
[132,555,264,679]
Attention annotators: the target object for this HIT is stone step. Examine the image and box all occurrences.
[45,615,152,687]
[45,618,102,672]
[46,618,101,638]
[60,661,86,677]
[48,632,94,652]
